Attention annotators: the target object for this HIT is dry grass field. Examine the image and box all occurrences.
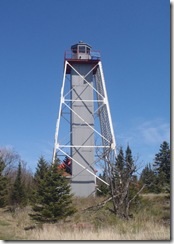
[0,193,170,240]
[28,220,170,240]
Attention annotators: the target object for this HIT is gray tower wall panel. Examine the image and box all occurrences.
[71,64,95,197]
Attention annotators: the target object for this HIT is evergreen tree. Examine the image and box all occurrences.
[110,146,139,218]
[116,147,124,173]
[153,141,170,192]
[0,157,8,207]
[34,156,49,182]
[124,146,137,207]
[30,162,76,223]
[31,156,49,204]
[125,145,135,176]
[10,162,27,207]
[113,147,124,194]
[139,163,158,193]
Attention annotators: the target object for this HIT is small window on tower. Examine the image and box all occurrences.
[72,48,77,53]
[79,46,86,53]
[87,47,90,54]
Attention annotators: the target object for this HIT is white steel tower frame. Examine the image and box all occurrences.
[53,46,116,194]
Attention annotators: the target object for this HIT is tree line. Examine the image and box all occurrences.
[96,141,170,218]
[0,141,170,222]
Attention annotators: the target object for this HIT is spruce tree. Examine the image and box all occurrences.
[116,147,124,172]
[10,162,27,207]
[34,156,49,185]
[0,157,8,207]
[139,163,158,193]
[115,147,125,184]
[31,156,49,204]
[30,162,76,223]
[153,141,170,192]
[124,146,140,215]
[125,145,135,176]
[110,146,138,218]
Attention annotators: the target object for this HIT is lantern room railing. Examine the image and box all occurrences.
[64,50,101,61]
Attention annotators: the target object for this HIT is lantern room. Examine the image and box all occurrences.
[71,41,91,60]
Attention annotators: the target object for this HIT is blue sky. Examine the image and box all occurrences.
[0,0,170,173]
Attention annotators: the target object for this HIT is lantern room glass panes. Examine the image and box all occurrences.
[79,46,86,53]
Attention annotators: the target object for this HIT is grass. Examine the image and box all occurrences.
[0,193,170,240]
[28,221,170,240]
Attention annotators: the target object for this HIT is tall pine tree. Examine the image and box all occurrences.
[110,146,138,218]
[30,161,76,223]
[34,156,49,185]
[153,141,170,192]
[125,145,135,176]
[31,156,49,205]
[116,147,124,171]
[115,147,125,184]
[139,163,157,193]
[10,162,27,207]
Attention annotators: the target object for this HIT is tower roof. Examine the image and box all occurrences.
[71,41,92,50]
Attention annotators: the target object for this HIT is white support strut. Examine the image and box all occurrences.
[98,61,117,156]
[52,61,68,164]
[58,148,109,186]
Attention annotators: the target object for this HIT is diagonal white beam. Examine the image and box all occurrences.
[67,61,105,100]
[64,102,110,144]
[58,148,109,186]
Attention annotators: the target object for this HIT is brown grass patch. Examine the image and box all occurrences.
[27,220,170,240]
[0,194,170,240]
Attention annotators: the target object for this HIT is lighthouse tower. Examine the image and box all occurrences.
[53,42,116,197]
